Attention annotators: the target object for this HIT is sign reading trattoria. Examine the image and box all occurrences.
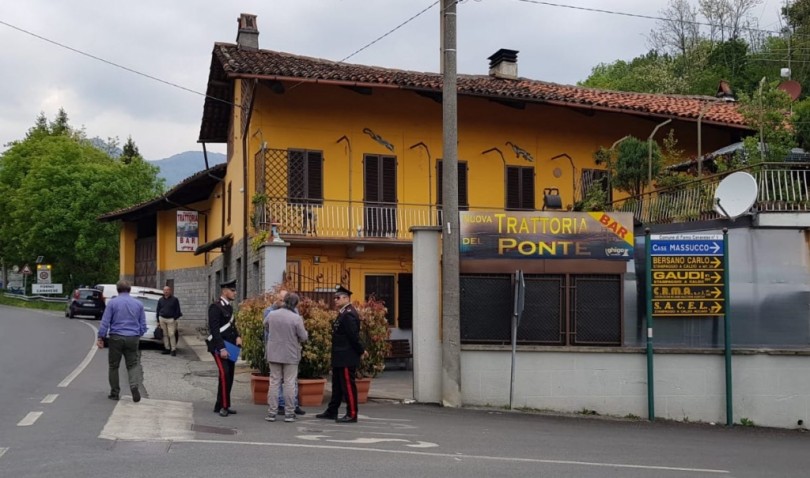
[459,211,634,260]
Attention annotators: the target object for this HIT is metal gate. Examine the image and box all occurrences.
[284,261,350,303]
[460,273,621,346]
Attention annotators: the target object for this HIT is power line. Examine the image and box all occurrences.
[0,18,238,109]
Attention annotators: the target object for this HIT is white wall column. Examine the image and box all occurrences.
[410,226,442,403]
[260,241,289,292]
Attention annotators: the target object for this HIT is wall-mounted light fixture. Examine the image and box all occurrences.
[542,188,563,210]
[482,147,506,165]
[505,141,534,162]
[550,153,576,202]
[363,127,394,152]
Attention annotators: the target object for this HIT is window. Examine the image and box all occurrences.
[288,149,323,204]
[364,154,397,203]
[364,154,397,237]
[365,275,396,325]
[505,166,535,210]
[460,273,622,346]
[436,160,469,209]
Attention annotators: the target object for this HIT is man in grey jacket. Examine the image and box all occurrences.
[263,293,308,423]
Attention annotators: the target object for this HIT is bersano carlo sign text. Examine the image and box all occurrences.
[459,211,634,260]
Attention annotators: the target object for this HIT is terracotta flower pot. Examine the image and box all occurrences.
[356,377,372,404]
[250,373,269,405]
[298,378,327,406]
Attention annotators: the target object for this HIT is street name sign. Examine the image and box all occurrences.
[650,234,725,317]
[32,284,63,295]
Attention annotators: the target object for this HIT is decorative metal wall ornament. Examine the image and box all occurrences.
[505,141,534,162]
[481,147,506,165]
[363,127,395,152]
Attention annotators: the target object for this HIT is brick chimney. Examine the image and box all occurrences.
[488,49,519,80]
[236,13,259,50]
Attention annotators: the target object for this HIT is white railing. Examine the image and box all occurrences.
[608,163,810,224]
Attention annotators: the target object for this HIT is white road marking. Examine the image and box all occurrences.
[175,438,729,474]
[297,434,439,448]
[17,412,43,427]
[41,394,58,404]
[58,321,99,388]
[0,447,8,459]
[99,398,193,441]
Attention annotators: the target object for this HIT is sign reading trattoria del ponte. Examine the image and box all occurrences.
[459,211,634,260]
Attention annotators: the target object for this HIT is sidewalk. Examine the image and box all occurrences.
[179,330,415,403]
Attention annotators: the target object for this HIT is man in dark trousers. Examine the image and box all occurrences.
[156,285,182,356]
[96,280,146,402]
[316,285,367,423]
[207,279,242,417]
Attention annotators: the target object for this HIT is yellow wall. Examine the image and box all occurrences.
[119,222,137,276]
[156,201,213,271]
[245,82,736,210]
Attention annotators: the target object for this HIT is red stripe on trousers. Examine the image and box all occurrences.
[213,353,228,409]
[343,367,356,417]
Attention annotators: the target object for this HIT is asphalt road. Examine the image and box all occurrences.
[1,305,809,477]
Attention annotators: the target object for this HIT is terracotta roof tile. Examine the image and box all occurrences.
[199,44,746,142]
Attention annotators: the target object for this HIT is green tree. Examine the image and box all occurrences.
[611,137,662,198]
[0,111,164,288]
[737,80,795,162]
[121,136,141,164]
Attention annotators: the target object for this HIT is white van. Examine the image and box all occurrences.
[95,284,164,305]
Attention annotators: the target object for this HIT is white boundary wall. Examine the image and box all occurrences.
[461,349,810,429]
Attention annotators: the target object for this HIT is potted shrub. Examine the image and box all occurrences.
[235,293,273,404]
[296,297,335,406]
[355,298,392,402]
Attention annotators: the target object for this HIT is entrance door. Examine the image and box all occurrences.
[134,236,157,288]
[397,273,413,329]
[365,275,396,325]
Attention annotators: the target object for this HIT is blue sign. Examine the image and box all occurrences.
[650,234,724,256]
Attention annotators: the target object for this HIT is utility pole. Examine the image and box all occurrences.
[440,0,461,407]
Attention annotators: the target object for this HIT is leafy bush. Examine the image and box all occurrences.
[297,298,335,379]
[356,299,391,378]
[234,293,274,376]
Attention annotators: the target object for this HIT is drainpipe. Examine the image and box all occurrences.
[241,80,258,298]
[758,76,767,163]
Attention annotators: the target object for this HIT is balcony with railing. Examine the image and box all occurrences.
[254,200,442,241]
[606,163,810,224]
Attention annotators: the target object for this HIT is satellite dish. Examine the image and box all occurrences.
[777,80,802,101]
[713,171,758,219]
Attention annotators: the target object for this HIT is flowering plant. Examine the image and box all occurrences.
[234,293,274,376]
[297,297,335,379]
[356,298,391,378]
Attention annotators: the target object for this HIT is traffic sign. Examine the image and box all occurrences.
[32,284,62,295]
[21,264,32,275]
[650,234,726,318]
[36,264,52,284]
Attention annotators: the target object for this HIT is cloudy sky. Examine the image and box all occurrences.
[0,0,785,161]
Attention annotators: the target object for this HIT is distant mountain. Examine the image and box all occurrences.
[149,151,227,186]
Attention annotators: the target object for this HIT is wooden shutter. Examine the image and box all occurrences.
[437,160,468,208]
[306,151,323,202]
[521,167,535,209]
[365,155,380,202]
[365,154,396,203]
[506,166,534,210]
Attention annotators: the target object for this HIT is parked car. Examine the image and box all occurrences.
[95,284,164,305]
[131,290,178,344]
[65,288,105,319]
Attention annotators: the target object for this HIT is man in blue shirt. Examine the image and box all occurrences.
[97,280,147,402]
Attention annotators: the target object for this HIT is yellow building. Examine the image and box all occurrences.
[101,14,748,328]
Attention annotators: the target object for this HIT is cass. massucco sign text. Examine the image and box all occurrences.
[459,211,634,260]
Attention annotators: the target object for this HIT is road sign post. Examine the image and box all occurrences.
[650,232,731,426]
[645,229,654,421]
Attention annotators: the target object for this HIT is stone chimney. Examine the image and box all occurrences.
[236,13,259,50]
[488,49,519,80]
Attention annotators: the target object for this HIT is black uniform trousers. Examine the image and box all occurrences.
[326,366,358,418]
[212,353,235,411]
